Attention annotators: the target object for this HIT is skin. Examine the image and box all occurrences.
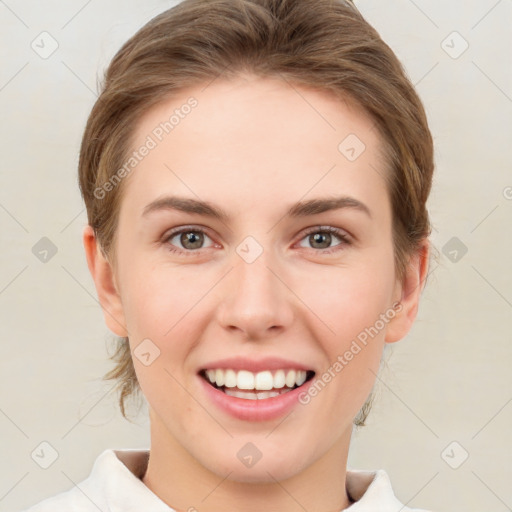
[84,74,429,512]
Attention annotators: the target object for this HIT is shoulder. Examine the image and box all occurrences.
[345,468,434,511]
[22,488,96,512]
[21,449,119,512]
[21,448,170,512]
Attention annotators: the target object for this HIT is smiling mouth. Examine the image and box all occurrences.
[199,368,316,400]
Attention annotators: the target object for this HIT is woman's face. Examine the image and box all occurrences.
[95,75,423,482]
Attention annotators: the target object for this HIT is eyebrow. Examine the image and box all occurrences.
[142,195,372,221]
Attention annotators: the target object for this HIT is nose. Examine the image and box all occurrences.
[215,249,295,341]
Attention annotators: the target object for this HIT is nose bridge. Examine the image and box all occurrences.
[216,241,294,338]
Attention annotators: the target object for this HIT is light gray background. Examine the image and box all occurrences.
[1,1,511,511]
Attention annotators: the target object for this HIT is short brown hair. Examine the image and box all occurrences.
[79,0,435,424]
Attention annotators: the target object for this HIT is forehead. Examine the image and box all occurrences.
[120,75,389,223]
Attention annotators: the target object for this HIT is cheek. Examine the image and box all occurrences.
[297,276,393,431]
[120,259,213,336]
[300,251,396,406]
[120,263,210,410]
[118,260,220,404]
[297,254,396,344]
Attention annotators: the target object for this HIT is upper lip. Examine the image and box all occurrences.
[199,357,315,374]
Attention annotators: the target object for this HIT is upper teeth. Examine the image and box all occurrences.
[205,369,308,390]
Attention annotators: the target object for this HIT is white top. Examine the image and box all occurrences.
[23,448,433,511]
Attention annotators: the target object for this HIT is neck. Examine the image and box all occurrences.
[142,410,353,512]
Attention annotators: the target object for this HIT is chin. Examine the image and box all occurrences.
[216,461,304,484]
[197,443,310,484]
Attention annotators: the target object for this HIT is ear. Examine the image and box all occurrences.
[82,225,128,337]
[385,239,430,344]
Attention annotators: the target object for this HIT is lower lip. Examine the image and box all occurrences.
[198,375,313,422]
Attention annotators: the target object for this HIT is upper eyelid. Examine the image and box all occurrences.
[164,225,216,241]
[301,225,350,238]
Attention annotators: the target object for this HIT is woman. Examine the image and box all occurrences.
[25,0,435,510]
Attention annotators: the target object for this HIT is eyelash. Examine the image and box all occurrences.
[162,225,351,257]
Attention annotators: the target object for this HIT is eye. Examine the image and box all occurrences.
[297,226,351,254]
[164,226,216,255]
[163,225,351,256]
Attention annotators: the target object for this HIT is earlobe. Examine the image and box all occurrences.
[385,239,430,344]
[82,225,128,337]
